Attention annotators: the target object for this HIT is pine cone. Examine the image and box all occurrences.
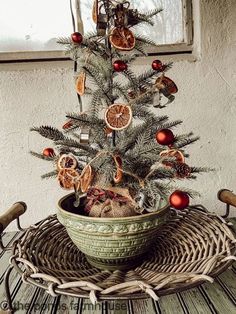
[174,162,191,178]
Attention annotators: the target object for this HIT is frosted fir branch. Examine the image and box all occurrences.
[90,154,110,170]
[129,9,162,27]
[30,151,55,161]
[131,18,154,29]
[65,45,80,61]
[140,152,162,163]
[56,138,98,155]
[118,120,153,153]
[130,92,156,108]
[136,69,159,85]
[83,65,112,103]
[122,69,139,89]
[178,187,201,198]
[132,107,156,120]
[144,181,169,201]
[66,113,106,128]
[57,36,72,45]
[90,89,104,118]
[63,122,108,149]
[118,116,168,154]
[156,120,183,133]
[30,126,65,141]
[190,166,214,173]
[135,35,157,47]
[90,129,108,149]
[58,36,111,60]
[135,127,152,148]
[147,167,175,180]
[188,175,197,180]
[41,170,58,179]
[133,142,164,158]
[145,8,163,18]
[79,39,111,59]
[114,53,139,64]
[153,181,173,195]
[83,64,106,88]
[66,112,90,124]
[84,55,112,80]
[84,31,102,40]
[128,89,157,109]
[112,83,130,102]
[163,62,174,72]
[63,126,107,150]
[135,63,173,86]
[97,164,116,187]
[58,146,83,157]
[134,42,148,56]
[174,136,200,149]
[174,132,194,141]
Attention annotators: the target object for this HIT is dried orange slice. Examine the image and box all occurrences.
[57,154,78,170]
[113,155,123,184]
[80,165,93,193]
[92,0,98,23]
[104,126,113,136]
[62,120,73,130]
[160,149,185,167]
[105,104,132,131]
[58,168,80,190]
[76,72,86,96]
[109,27,135,51]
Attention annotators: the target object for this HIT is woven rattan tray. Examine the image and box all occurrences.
[9,205,236,303]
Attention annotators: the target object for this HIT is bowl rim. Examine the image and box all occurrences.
[58,192,170,222]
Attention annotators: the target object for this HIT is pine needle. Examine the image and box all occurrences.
[30,126,65,141]
[41,170,58,179]
[30,151,55,161]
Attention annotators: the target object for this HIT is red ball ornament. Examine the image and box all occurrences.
[169,190,190,210]
[155,129,175,146]
[152,59,163,71]
[71,32,83,44]
[113,60,128,72]
[43,148,55,158]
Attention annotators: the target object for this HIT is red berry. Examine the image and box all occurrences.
[71,32,83,44]
[169,190,190,210]
[152,60,163,71]
[156,129,175,146]
[113,60,128,72]
[43,148,55,158]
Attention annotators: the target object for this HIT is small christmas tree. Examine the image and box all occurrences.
[31,0,209,217]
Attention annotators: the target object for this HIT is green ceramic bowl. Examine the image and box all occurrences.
[57,193,170,270]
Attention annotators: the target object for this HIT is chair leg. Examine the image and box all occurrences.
[3,266,14,313]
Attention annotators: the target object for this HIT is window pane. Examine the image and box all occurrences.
[80,0,184,44]
[0,0,72,52]
[0,0,184,53]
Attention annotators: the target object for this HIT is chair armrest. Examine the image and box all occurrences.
[0,202,27,234]
[218,189,236,208]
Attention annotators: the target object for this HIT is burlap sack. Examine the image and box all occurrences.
[89,199,138,218]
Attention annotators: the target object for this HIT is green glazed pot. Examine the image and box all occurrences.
[57,193,170,270]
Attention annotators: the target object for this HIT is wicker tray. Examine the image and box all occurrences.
[9,205,236,303]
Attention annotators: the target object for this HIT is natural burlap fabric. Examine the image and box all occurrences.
[86,186,140,218]
[89,199,138,217]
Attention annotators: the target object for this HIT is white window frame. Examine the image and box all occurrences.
[0,0,195,64]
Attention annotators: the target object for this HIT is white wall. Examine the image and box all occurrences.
[0,0,235,231]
